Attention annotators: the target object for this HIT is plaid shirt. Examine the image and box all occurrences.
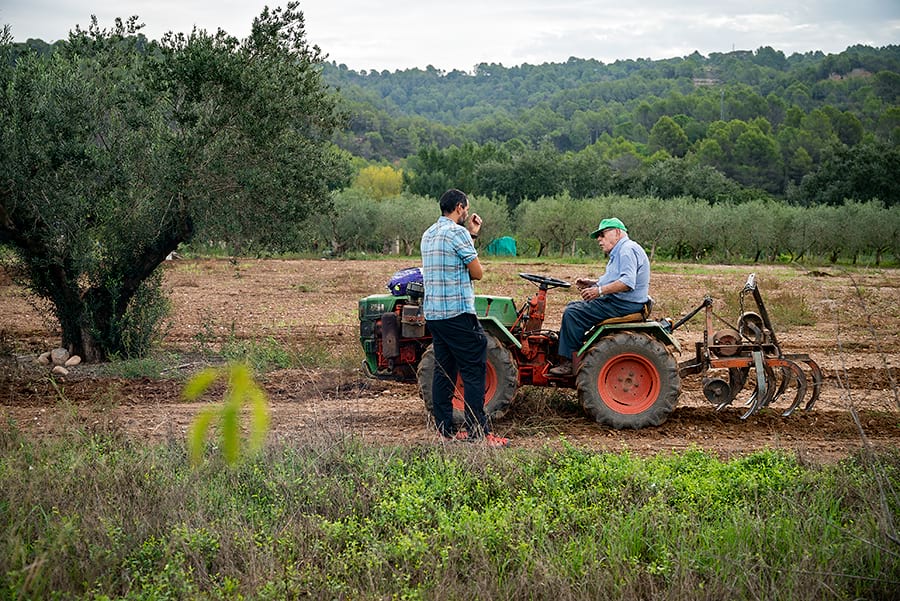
[420,216,478,320]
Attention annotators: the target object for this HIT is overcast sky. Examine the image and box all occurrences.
[3,1,899,72]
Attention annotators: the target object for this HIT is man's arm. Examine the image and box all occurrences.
[599,280,630,295]
[467,257,483,280]
[580,279,629,300]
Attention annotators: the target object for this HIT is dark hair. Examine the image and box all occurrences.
[439,188,468,215]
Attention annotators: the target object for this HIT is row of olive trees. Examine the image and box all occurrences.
[294,192,899,265]
[294,189,511,257]
[517,196,900,264]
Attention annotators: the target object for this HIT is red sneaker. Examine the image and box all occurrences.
[484,433,510,448]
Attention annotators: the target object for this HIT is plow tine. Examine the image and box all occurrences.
[780,360,808,417]
[802,358,823,411]
[785,354,824,411]
[771,366,791,405]
[741,351,768,420]
[739,381,759,417]
[729,367,748,399]
[762,364,778,407]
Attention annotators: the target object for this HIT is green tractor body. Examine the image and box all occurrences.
[359,274,682,429]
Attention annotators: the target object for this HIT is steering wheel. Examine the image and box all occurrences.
[519,273,572,289]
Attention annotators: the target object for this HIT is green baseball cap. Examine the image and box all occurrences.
[590,217,627,239]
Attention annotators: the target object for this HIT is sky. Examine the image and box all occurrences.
[3,1,899,72]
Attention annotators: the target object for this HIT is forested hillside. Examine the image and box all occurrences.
[322,45,900,206]
[11,36,899,207]
[7,34,899,263]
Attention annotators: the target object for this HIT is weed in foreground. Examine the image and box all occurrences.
[185,363,270,466]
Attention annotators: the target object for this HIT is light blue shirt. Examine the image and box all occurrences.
[420,216,478,320]
[597,236,650,304]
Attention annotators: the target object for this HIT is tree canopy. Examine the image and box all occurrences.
[0,4,350,360]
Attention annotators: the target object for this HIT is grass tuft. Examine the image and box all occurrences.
[101,353,183,379]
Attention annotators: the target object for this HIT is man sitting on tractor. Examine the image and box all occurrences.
[549,217,651,376]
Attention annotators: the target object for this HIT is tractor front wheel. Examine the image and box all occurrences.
[417,333,518,424]
[577,332,681,429]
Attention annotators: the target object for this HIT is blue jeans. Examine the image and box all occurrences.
[558,296,646,357]
[427,313,488,437]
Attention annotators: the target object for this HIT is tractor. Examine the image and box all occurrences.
[358,272,821,429]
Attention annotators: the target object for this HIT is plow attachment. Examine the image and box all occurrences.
[677,274,823,420]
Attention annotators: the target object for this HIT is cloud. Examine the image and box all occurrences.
[3,0,898,71]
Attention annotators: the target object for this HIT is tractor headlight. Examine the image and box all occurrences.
[358,301,387,320]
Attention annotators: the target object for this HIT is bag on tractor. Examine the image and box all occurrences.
[386,267,423,296]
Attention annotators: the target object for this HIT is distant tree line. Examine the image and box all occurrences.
[287,192,898,266]
[397,136,899,209]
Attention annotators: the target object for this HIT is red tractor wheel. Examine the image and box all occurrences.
[418,333,518,424]
[577,332,681,429]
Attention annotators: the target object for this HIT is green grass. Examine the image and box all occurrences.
[220,336,294,372]
[1,423,898,600]
[716,277,817,329]
[101,353,186,379]
[218,336,355,372]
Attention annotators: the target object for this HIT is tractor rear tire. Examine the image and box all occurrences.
[577,331,681,429]
[417,333,518,424]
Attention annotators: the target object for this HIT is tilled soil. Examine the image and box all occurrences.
[1,258,898,462]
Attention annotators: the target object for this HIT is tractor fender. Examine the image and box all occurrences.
[478,316,522,350]
[579,321,681,356]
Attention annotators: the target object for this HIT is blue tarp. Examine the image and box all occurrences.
[485,236,517,256]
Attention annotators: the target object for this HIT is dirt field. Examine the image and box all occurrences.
[1,257,898,462]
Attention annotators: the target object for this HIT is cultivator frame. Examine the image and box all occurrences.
[676,273,823,419]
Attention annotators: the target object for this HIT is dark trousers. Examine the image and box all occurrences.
[427,313,488,437]
[558,296,646,357]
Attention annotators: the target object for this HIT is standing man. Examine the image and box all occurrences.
[420,189,509,447]
[549,217,650,376]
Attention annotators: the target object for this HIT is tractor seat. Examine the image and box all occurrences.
[585,298,653,337]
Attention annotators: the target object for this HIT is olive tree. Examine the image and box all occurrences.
[0,5,349,361]
[516,194,595,256]
[375,193,437,255]
[307,189,382,255]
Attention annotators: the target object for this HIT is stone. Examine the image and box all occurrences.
[50,347,70,366]
[37,351,51,365]
[64,355,82,367]
[51,365,69,376]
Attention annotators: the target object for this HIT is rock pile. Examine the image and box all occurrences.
[36,348,82,376]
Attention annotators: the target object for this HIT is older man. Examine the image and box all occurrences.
[549,217,650,376]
